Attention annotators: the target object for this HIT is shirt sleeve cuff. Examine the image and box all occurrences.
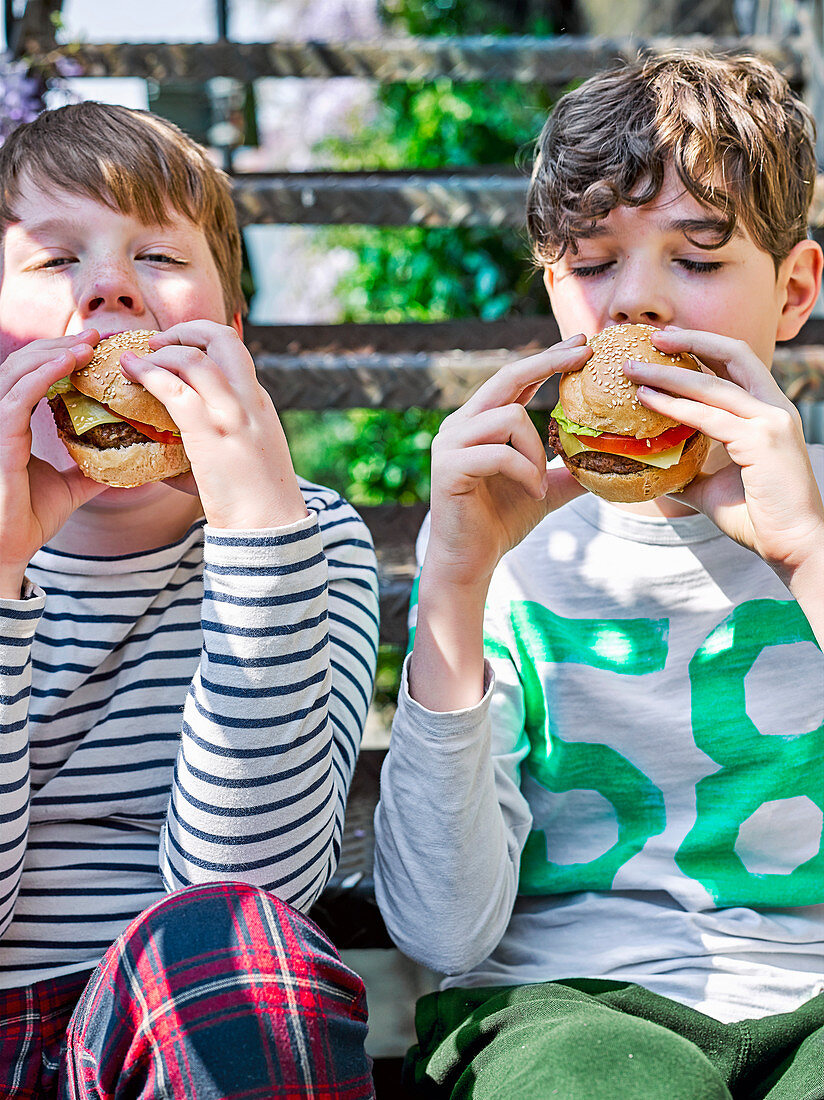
[0,579,46,637]
[202,512,323,569]
[397,651,495,727]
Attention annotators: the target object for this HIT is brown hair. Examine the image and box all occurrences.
[0,101,244,319]
[526,51,816,271]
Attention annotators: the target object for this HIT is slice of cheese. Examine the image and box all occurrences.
[57,391,122,436]
[558,425,687,470]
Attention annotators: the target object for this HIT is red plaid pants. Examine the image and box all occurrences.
[0,882,374,1099]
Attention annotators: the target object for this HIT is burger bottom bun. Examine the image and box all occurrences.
[561,432,711,503]
[58,429,191,488]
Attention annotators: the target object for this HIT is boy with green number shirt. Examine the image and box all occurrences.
[375,52,824,1098]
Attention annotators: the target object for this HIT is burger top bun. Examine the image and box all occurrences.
[70,330,178,434]
[559,323,704,438]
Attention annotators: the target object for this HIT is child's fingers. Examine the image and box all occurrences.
[636,382,804,456]
[4,346,96,427]
[119,346,241,419]
[448,444,549,500]
[624,360,781,421]
[459,337,591,418]
[1,332,98,397]
[436,404,548,475]
[650,327,781,402]
[148,322,256,389]
[150,319,233,351]
[633,386,744,446]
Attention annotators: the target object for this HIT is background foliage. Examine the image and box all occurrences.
[281,0,560,509]
[278,1,562,716]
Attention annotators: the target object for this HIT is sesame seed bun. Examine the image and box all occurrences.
[551,323,709,503]
[560,323,702,437]
[52,330,191,488]
[71,330,178,434]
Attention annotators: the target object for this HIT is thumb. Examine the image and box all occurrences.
[62,466,110,510]
[542,465,587,511]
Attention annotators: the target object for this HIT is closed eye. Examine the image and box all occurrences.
[570,261,613,278]
[37,256,76,270]
[677,258,723,273]
[139,253,187,265]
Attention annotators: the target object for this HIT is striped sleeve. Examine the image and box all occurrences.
[0,587,45,935]
[160,487,379,912]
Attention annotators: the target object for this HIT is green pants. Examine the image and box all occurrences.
[404,979,824,1099]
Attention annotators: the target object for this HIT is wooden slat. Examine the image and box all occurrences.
[248,317,824,355]
[243,318,559,356]
[252,334,824,410]
[258,349,517,409]
[28,35,802,85]
[234,170,527,228]
[237,170,824,228]
[256,350,824,408]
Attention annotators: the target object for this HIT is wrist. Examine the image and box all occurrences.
[419,547,495,599]
[408,562,489,712]
[205,494,309,531]
[0,568,27,601]
[780,528,824,647]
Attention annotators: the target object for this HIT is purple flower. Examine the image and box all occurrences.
[0,55,45,143]
[53,56,84,78]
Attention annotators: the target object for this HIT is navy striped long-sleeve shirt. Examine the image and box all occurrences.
[0,480,379,988]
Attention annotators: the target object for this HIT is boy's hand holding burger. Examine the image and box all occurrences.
[626,325,824,617]
[118,320,308,530]
[410,334,591,711]
[424,335,591,591]
[47,320,308,533]
[0,330,105,599]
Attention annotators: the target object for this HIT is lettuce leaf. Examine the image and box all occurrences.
[550,400,603,438]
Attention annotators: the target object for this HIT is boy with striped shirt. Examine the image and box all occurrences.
[0,101,378,1098]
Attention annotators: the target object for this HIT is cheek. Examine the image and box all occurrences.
[155,274,226,325]
[548,279,603,333]
[0,279,73,348]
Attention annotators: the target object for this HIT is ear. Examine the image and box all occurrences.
[542,265,556,298]
[776,238,823,341]
[231,308,244,340]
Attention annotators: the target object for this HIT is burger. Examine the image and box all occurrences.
[47,330,190,488]
[548,323,710,503]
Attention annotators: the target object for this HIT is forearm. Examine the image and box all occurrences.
[408,559,490,712]
[374,659,531,974]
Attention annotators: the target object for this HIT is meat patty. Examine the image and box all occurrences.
[548,416,700,475]
[49,396,152,449]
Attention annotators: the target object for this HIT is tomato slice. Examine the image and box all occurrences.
[574,422,695,456]
[100,404,183,445]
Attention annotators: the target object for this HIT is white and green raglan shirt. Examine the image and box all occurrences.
[374,446,824,1023]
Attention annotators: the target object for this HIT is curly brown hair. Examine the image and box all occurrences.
[526,51,816,272]
[0,101,244,320]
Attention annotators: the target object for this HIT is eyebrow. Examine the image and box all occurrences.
[13,213,184,245]
[19,216,89,238]
[584,216,741,241]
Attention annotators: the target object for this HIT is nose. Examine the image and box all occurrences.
[608,259,672,327]
[78,258,145,321]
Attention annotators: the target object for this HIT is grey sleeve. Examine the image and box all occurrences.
[374,655,533,974]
